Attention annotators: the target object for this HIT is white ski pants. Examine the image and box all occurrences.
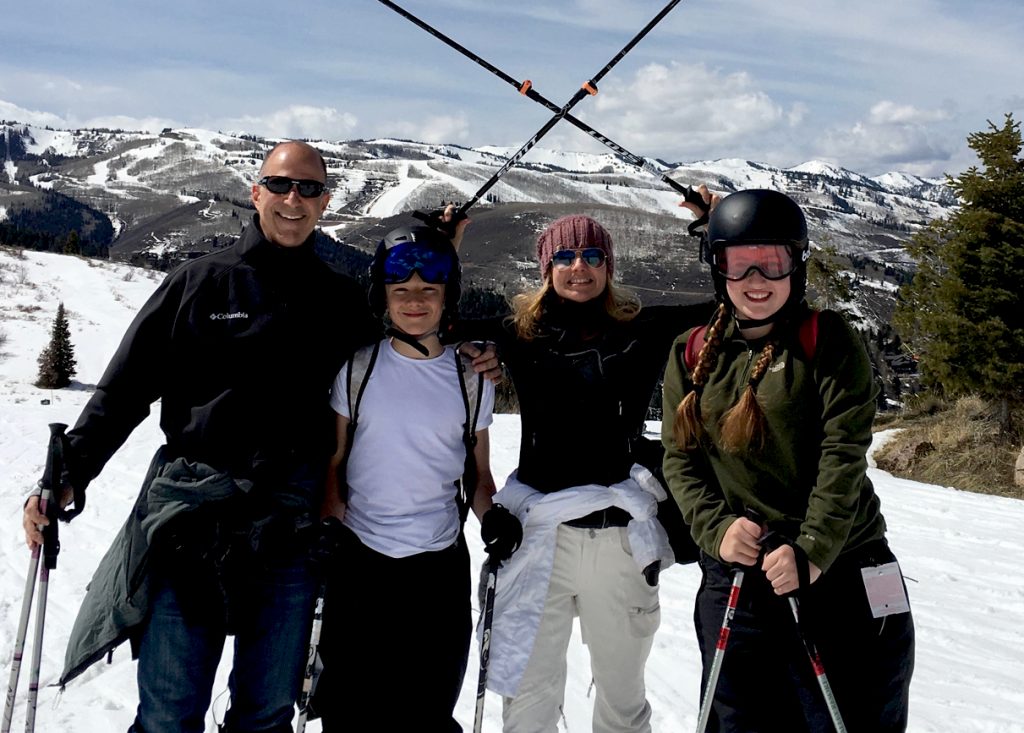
[502,524,659,733]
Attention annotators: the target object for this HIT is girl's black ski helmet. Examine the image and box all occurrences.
[705,189,810,306]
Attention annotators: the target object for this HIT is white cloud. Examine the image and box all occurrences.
[224,105,358,142]
[867,101,952,126]
[816,103,956,175]
[0,90,182,135]
[0,99,66,128]
[78,114,178,134]
[787,103,809,127]
[0,98,181,135]
[385,114,470,144]
[585,62,793,159]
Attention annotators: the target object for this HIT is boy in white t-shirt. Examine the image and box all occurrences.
[314,224,522,732]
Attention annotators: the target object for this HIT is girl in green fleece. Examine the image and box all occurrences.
[662,189,914,732]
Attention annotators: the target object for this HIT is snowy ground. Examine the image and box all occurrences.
[1,248,1023,732]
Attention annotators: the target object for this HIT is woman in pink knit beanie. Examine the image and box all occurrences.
[458,209,713,733]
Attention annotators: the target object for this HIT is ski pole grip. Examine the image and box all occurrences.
[39,423,68,511]
[743,507,765,526]
[685,185,712,236]
[412,208,467,241]
[39,423,67,569]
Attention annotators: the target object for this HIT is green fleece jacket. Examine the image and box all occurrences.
[660,307,886,574]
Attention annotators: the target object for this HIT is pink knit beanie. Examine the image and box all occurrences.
[536,215,615,277]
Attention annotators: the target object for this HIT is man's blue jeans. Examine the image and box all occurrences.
[130,553,317,733]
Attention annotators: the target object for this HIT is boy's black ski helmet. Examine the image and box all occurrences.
[368,224,462,332]
[705,189,810,306]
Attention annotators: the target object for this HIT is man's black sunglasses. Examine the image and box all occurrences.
[258,176,327,198]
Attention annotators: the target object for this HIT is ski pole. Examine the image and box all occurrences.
[12,424,66,733]
[2,544,41,733]
[695,568,744,733]
[744,509,847,732]
[787,597,848,733]
[294,581,327,733]
[473,557,499,733]
[376,0,706,214]
[453,0,683,214]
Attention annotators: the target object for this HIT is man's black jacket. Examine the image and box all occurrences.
[65,215,375,507]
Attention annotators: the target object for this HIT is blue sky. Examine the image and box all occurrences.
[2,0,1022,177]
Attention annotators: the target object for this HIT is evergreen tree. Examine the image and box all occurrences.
[806,236,854,311]
[36,302,77,389]
[894,114,1024,408]
[63,230,81,255]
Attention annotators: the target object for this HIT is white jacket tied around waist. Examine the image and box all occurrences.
[482,464,675,697]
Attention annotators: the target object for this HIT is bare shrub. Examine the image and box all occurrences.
[0,245,28,260]
[875,395,1022,499]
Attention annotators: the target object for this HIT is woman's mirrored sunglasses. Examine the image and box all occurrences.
[714,244,798,281]
[383,242,455,284]
[551,247,607,269]
[258,176,327,198]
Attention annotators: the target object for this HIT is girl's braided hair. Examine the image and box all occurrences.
[672,303,777,453]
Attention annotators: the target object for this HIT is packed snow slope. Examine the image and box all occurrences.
[1,249,1022,731]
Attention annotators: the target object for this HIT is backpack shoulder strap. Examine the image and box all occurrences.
[684,326,707,372]
[336,341,382,504]
[346,341,382,429]
[454,350,484,524]
[456,351,484,441]
[798,310,820,361]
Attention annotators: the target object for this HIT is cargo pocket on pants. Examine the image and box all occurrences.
[628,600,661,639]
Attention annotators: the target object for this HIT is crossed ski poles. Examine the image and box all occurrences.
[3,423,67,733]
[377,0,707,228]
[379,0,710,232]
[695,511,848,733]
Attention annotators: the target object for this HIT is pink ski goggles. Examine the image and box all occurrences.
[713,244,799,281]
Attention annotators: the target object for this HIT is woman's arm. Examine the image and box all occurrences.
[470,428,497,522]
[644,302,717,345]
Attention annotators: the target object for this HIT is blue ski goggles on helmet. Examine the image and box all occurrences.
[382,241,456,284]
[713,243,800,281]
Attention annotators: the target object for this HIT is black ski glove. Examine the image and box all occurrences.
[642,560,661,587]
[307,516,347,567]
[415,207,468,240]
[480,504,522,562]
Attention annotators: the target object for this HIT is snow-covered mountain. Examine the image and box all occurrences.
[1,120,956,326]
[1,248,1022,732]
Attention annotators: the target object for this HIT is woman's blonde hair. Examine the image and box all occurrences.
[672,303,777,453]
[508,277,640,341]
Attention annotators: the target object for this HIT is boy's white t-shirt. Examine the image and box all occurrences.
[329,340,495,558]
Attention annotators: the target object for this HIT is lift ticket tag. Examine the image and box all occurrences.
[861,562,911,618]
